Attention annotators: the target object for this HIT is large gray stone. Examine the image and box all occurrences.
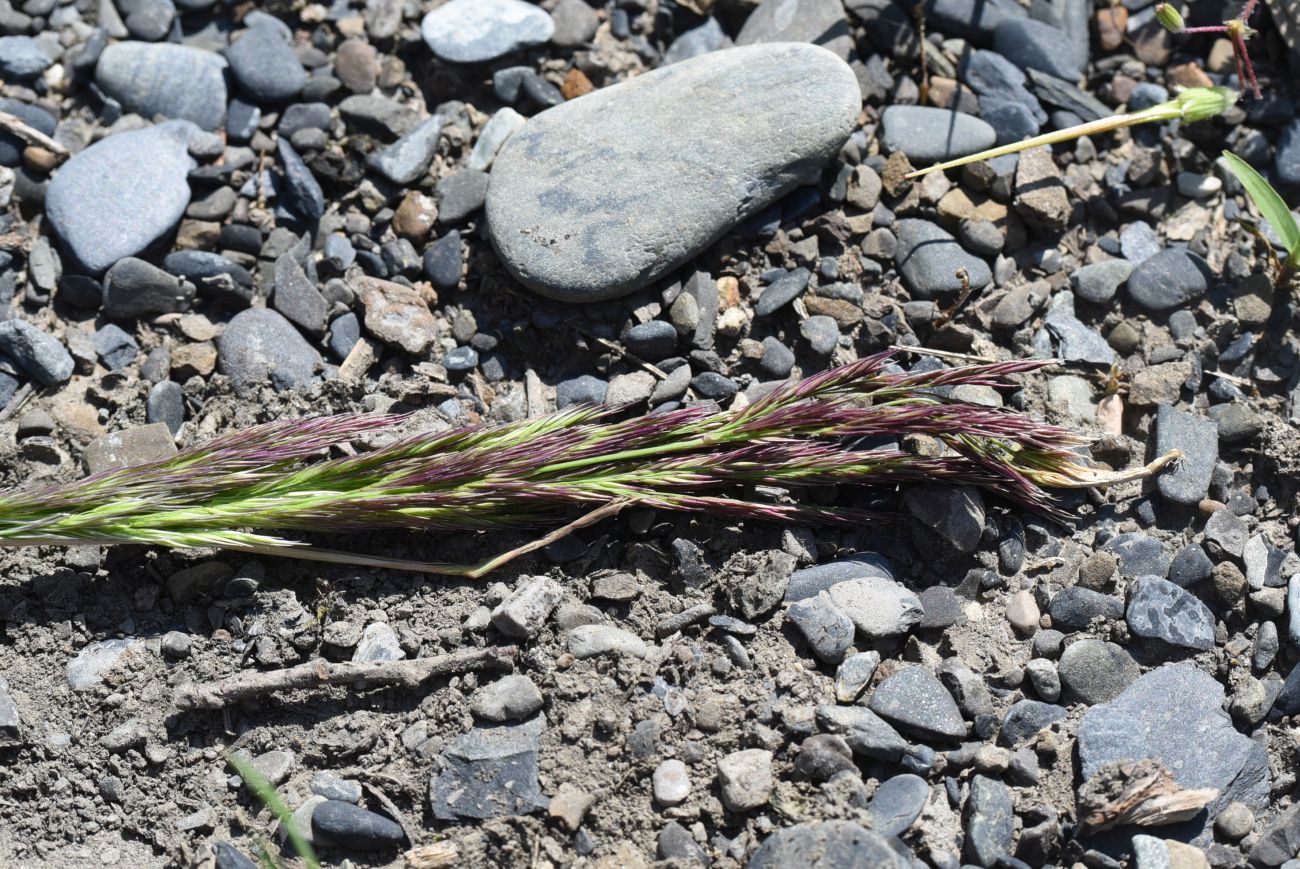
[1078,663,1270,839]
[785,552,895,602]
[486,44,860,302]
[894,220,992,300]
[736,0,852,60]
[747,820,911,869]
[1125,576,1215,651]
[95,42,228,130]
[217,308,321,391]
[868,666,966,741]
[1155,406,1218,507]
[420,0,554,64]
[429,718,547,820]
[46,121,197,274]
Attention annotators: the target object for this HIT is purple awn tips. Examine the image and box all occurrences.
[0,353,1178,576]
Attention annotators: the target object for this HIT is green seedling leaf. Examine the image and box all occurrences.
[1221,150,1300,265]
[226,752,321,869]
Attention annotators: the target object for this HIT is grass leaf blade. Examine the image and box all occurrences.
[1221,150,1300,257]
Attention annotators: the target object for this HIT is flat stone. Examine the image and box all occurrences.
[225,20,307,103]
[471,674,544,722]
[894,220,992,300]
[486,44,859,302]
[66,638,140,690]
[1155,406,1218,507]
[353,623,404,662]
[736,0,852,60]
[661,18,730,66]
[421,0,555,64]
[0,320,73,386]
[354,276,435,356]
[1058,639,1139,704]
[999,699,1066,748]
[652,759,691,805]
[994,18,1084,80]
[429,719,546,820]
[717,748,773,812]
[786,591,855,663]
[964,775,1014,867]
[1070,259,1133,304]
[902,483,986,550]
[1204,509,1248,558]
[826,576,924,639]
[868,774,929,837]
[96,42,227,130]
[1043,292,1115,366]
[834,651,880,703]
[1012,145,1070,232]
[46,121,197,274]
[0,36,51,79]
[746,820,911,869]
[567,624,648,658]
[815,705,908,762]
[869,666,966,741]
[272,254,326,337]
[1102,532,1171,577]
[369,115,443,185]
[880,106,996,162]
[217,308,321,390]
[1048,586,1124,630]
[1127,249,1213,312]
[1079,663,1270,838]
[490,576,562,638]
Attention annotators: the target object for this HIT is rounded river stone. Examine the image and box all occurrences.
[486,43,860,302]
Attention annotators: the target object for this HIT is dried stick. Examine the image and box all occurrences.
[0,110,67,157]
[173,645,517,711]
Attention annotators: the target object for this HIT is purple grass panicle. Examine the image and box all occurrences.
[0,353,1178,575]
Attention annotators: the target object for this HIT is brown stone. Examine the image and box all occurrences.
[392,190,438,241]
[1233,273,1274,328]
[1095,7,1128,52]
[1166,62,1213,89]
[174,220,220,251]
[561,67,595,100]
[335,39,378,94]
[1131,21,1172,66]
[1127,361,1191,407]
[1207,38,1236,73]
[938,188,977,222]
[171,341,218,378]
[23,146,57,173]
[927,76,979,114]
[1013,146,1070,232]
[880,151,914,197]
[355,276,436,355]
[804,296,863,328]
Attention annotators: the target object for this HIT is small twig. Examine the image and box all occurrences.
[0,383,34,422]
[173,645,517,710]
[933,268,978,330]
[1207,369,1253,387]
[593,335,671,382]
[887,344,999,364]
[361,781,417,848]
[0,110,67,158]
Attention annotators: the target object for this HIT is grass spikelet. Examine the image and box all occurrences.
[0,353,1176,575]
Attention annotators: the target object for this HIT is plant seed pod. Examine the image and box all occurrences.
[1155,3,1185,31]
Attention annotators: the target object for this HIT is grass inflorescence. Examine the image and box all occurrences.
[0,353,1177,574]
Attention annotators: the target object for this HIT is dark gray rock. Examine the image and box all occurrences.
[801,316,839,355]
[1167,542,1213,587]
[164,251,253,310]
[917,586,962,630]
[994,18,1084,80]
[1080,664,1270,838]
[903,483,985,552]
[1276,118,1300,186]
[93,323,138,371]
[1205,509,1249,557]
[272,254,327,337]
[549,0,598,47]
[1101,532,1170,577]
[894,220,992,300]
[311,800,404,849]
[1048,587,1123,631]
[999,699,1066,748]
[921,0,1027,41]
[1043,292,1115,366]
[556,374,606,408]
[146,380,184,435]
[1070,259,1132,304]
[0,36,51,79]
[869,666,965,741]
[225,20,307,103]
[96,42,227,130]
[746,820,910,869]
[423,231,462,292]
[793,734,856,781]
[658,820,712,863]
[964,775,1014,867]
[429,719,546,820]
[754,267,810,316]
[1127,249,1213,312]
[103,258,193,319]
[785,553,895,602]
[0,320,72,385]
[217,308,321,390]
[0,98,54,166]
[277,139,325,223]
[1155,406,1218,507]
[662,18,730,65]
[46,121,197,274]
[420,0,555,64]
[879,106,996,162]
[814,705,908,762]
[369,116,443,185]
[868,774,929,837]
[1057,639,1139,704]
[786,591,854,663]
[486,44,859,302]
[624,320,678,361]
[435,169,489,223]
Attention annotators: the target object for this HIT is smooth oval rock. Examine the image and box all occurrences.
[880,105,996,162]
[225,20,308,103]
[895,219,992,300]
[96,42,228,131]
[1126,248,1213,312]
[46,121,197,274]
[217,308,321,391]
[486,43,860,302]
[421,0,555,64]
[747,820,910,869]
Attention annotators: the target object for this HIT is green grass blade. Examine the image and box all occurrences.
[226,752,321,869]
[1221,150,1300,257]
